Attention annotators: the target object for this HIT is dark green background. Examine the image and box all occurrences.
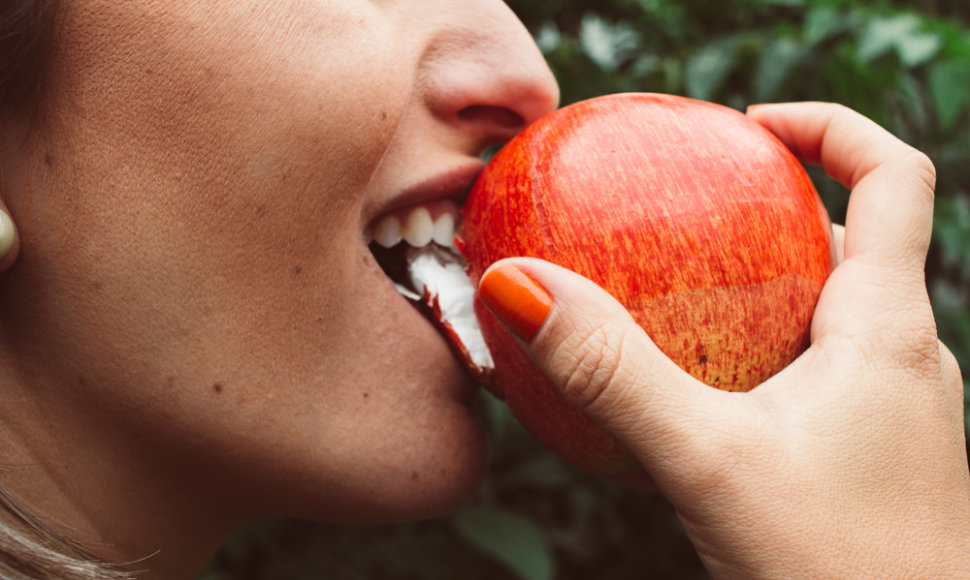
[202,1,970,578]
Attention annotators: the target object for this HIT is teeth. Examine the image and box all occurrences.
[432,213,455,248]
[369,204,457,250]
[371,216,403,249]
[403,207,434,247]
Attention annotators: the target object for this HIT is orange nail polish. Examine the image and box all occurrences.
[478,262,552,342]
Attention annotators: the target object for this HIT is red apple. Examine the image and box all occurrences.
[455,93,834,475]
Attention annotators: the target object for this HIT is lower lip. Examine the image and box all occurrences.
[411,296,480,401]
[377,264,480,401]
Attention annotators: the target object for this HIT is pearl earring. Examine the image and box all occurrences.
[0,209,16,263]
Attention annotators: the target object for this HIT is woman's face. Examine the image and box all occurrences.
[2,0,558,522]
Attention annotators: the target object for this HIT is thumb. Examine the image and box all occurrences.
[478,258,723,473]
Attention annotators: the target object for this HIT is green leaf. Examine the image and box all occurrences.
[482,393,515,444]
[858,15,911,62]
[506,454,574,488]
[934,196,970,267]
[929,59,970,131]
[579,14,640,71]
[857,13,940,67]
[754,37,807,102]
[857,14,919,63]
[803,5,847,45]
[896,30,941,67]
[685,38,738,101]
[454,506,554,580]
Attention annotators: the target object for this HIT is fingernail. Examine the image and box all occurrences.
[478,262,552,342]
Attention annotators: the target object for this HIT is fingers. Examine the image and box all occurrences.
[749,102,937,359]
[748,103,935,276]
[478,258,724,472]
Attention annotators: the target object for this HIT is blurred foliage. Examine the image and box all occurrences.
[204,1,970,579]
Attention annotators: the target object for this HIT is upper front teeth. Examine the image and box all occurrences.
[403,207,434,247]
[369,202,458,249]
[432,213,455,247]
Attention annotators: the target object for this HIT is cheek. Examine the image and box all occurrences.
[9,0,410,437]
[34,0,413,346]
[9,1,490,520]
[52,0,411,228]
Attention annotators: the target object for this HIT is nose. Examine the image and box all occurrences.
[417,2,561,153]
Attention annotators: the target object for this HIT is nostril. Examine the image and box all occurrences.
[457,105,525,130]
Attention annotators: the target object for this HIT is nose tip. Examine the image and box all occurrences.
[450,67,560,146]
[419,4,560,150]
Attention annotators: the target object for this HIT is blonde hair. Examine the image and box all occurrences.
[0,489,138,579]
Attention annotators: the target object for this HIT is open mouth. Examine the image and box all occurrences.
[366,201,494,380]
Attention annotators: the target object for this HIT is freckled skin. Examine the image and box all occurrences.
[459,93,833,475]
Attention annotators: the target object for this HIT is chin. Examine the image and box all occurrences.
[376,403,490,523]
[353,319,491,522]
[277,386,491,526]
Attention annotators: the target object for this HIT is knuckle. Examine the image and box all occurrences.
[908,149,937,186]
[939,342,961,377]
[898,148,937,204]
[555,320,631,412]
[832,296,941,379]
[900,330,944,373]
[827,102,856,121]
[875,321,943,379]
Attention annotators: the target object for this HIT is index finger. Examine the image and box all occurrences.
[747,102,935,276]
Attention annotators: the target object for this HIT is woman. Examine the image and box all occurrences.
[0,1,967,579]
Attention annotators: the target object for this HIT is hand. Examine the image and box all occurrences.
[479,103,970,578]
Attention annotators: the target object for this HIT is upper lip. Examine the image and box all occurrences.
[367,162,485,223]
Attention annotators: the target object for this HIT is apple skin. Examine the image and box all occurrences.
[455,93,834,476]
